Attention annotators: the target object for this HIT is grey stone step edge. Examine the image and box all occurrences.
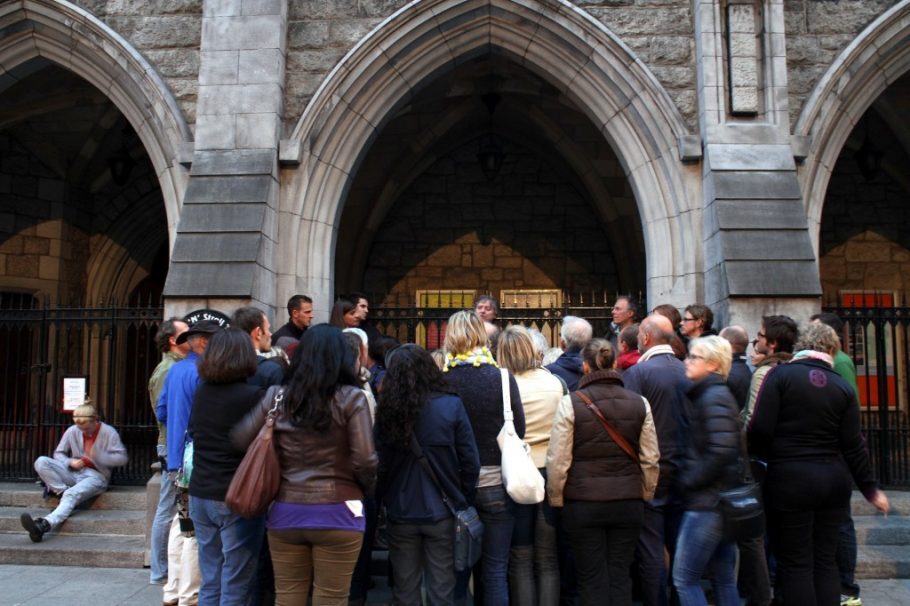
[0,482,147,511]
[0,506,145,536]
[0,533,145,569]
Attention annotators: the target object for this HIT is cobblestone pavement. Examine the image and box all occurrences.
[0,564,908,605]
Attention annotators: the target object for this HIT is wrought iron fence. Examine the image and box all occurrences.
[826,296,910,487]
[0,294,162,485]
[370,290,621,349]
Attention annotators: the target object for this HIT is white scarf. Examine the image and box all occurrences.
[637,344,676,364]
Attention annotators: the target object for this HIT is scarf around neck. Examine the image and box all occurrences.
[791,349,834,367]
[443,346,498,372]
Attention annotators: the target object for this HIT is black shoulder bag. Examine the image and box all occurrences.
[717,431,765,542]
[409,434,483,571]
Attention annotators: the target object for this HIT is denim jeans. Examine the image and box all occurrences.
[563,499,643,606]
[455,484,516,605]
[388,517,456,605]
[672,510,738,606]
[189,496,266,606]
[510,496,559,606]
[34,456,108,528]
[151,470,177,583]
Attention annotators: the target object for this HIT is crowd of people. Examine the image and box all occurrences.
[21,292,890,606]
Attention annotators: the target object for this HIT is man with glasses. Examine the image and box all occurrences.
[742,315,798,427]
[20,402,128,542]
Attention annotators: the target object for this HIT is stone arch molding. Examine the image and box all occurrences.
[282,0,697,312]
[0,0,192,246]
[797,0,910,253]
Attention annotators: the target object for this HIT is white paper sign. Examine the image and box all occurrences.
[62,377,87,412]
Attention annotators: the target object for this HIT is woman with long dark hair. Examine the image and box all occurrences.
[188,327,266,605]
[375,344,480,604]
[546,338,659,606]
[234,324,377,605]
[329,299,358,329]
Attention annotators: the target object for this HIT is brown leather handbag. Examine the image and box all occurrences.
[225,390,283,518]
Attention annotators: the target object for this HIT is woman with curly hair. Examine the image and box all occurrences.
[233,324,377,605]
[375,344,480,604]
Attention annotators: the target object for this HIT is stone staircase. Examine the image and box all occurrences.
[0,481,152,568]
[853,490,910,578]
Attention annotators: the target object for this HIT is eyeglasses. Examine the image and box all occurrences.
[756,331,767,339]
[682,317,696,323]
[750,339,758,347]
[686,353,705,361]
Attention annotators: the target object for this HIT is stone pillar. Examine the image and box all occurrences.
[695,0,820,333]
[163,0,287,320]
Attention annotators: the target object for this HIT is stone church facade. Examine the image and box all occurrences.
[2,0,909,331]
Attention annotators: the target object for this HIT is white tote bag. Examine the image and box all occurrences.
[496,368,545,504]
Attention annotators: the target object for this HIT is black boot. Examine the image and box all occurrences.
[20,513,51,543]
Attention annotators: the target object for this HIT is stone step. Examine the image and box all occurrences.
[0,482,146,511]
[0,532,145,568]
[851,490,910,517]
[853,515,910,545]
[0,506,146,536]
[856,544,910,579]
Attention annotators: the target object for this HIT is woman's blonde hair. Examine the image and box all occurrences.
[689,335,732,378]
[497,325,540,374]
[444,310,488,355]
[796,322,840,355]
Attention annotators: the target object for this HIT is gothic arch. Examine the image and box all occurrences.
[0,0,192,245]
[796,0,910,252]
[281,0,696,313]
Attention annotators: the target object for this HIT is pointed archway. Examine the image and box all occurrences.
[280,0,696,315]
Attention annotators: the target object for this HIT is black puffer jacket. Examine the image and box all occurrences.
[679,374,741,510]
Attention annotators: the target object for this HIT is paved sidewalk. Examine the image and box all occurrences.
[0,564,909,605]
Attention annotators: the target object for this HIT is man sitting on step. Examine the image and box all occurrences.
[20,402,128,542]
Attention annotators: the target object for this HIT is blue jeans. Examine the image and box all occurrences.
[189,496,266,606]
[635,496,682,606]
[672,510,738,606]
[455,484,516,604]
[151,470,177,583]
[510,493,559,606]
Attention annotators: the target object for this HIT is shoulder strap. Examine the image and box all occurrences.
[500,368,513,421]
[409,434,457,516]
[574,390,640,465]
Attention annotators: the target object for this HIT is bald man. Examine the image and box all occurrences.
[623,313,691,606]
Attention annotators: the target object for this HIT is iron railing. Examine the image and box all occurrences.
[826,296,910,487]
[0,295,162,485]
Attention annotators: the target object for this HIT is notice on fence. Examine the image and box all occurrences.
[62,377,87,412]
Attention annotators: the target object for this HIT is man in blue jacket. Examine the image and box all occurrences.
[545,316,592,391]
[623,313,691,606]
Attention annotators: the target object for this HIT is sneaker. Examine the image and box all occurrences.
[841,595,862,606]
[20,513,51,543]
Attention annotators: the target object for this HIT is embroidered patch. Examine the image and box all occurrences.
[809,369,827,388]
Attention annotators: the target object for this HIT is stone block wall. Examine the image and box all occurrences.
[784,0,897,128]
[0,136,87,301]
[73,0,203,123]
[284,0,697,129]
[363,137,628,302]
[819,146,910,300]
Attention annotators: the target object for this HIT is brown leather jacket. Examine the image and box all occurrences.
[233,384,378,503]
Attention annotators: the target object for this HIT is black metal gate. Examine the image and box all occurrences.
[0,294,161,485]
[826,298,910,487]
